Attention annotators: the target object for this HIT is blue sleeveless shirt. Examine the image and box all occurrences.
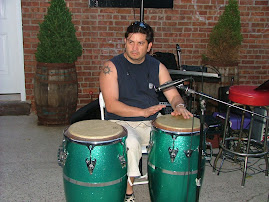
[105,53,160,121]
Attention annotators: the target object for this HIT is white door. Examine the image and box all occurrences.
[0,0,25,101]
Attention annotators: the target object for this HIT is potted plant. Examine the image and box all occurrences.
[201,0,243,100]
[203,0,242,66]
[34,0,82,125]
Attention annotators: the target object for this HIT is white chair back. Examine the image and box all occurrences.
[99,92,105,120]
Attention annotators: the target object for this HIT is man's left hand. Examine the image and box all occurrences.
[171,105,193,119]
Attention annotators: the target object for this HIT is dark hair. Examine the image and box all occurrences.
[125,21,154,43]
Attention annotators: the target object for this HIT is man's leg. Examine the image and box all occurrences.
[111,120,151,200]
[126,177,135,194]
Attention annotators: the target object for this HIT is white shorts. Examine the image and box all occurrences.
[110,120,152,177]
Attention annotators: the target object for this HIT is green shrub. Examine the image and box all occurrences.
[205,0,243,66]
[35,0,82,63]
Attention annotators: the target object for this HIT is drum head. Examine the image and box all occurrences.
[152,114,200,132]
[65,120,127,143]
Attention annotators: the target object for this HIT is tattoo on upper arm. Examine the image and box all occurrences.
[102,65,112,75]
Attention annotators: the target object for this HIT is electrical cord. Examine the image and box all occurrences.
[202,64,221,75]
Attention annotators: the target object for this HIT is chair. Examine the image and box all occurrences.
[99,92,149,185]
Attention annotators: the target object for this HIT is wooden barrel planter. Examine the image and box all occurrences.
[34,62,78,125]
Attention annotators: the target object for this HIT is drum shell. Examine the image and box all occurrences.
[62,136,127,202]
[148,127,205,202]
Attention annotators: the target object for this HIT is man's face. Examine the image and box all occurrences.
[124,33,152,64]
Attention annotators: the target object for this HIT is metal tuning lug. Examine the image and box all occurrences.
[168,147,178,163]
[118,141,126,168]
[118,155,126,168]
[85,145,96,174]
[184,149,193,158]
[85,158,96,174]
[147,132,154,153]
[168,135,179,162]
[57,138,67,167]
[57,145,67,167]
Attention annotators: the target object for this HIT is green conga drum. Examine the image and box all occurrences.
[148,115,205,202]
[58,120,127,202]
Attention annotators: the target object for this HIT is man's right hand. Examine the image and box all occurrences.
[143,104,166,117]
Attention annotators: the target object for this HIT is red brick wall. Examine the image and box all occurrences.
[21,0,269,110]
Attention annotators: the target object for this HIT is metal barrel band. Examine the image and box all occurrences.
[148,162,198,176]
[63,173,126,187]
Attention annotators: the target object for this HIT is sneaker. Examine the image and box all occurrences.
[125,193,135,202]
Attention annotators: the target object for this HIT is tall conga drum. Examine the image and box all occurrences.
[58,120,127,202]
[148,115,205,202]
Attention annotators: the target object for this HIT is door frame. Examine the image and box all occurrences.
[15,0,26,101]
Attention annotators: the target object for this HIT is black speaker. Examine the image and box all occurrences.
[251,107,268,145]
[152,52,178,70]
[218,86,230,112]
